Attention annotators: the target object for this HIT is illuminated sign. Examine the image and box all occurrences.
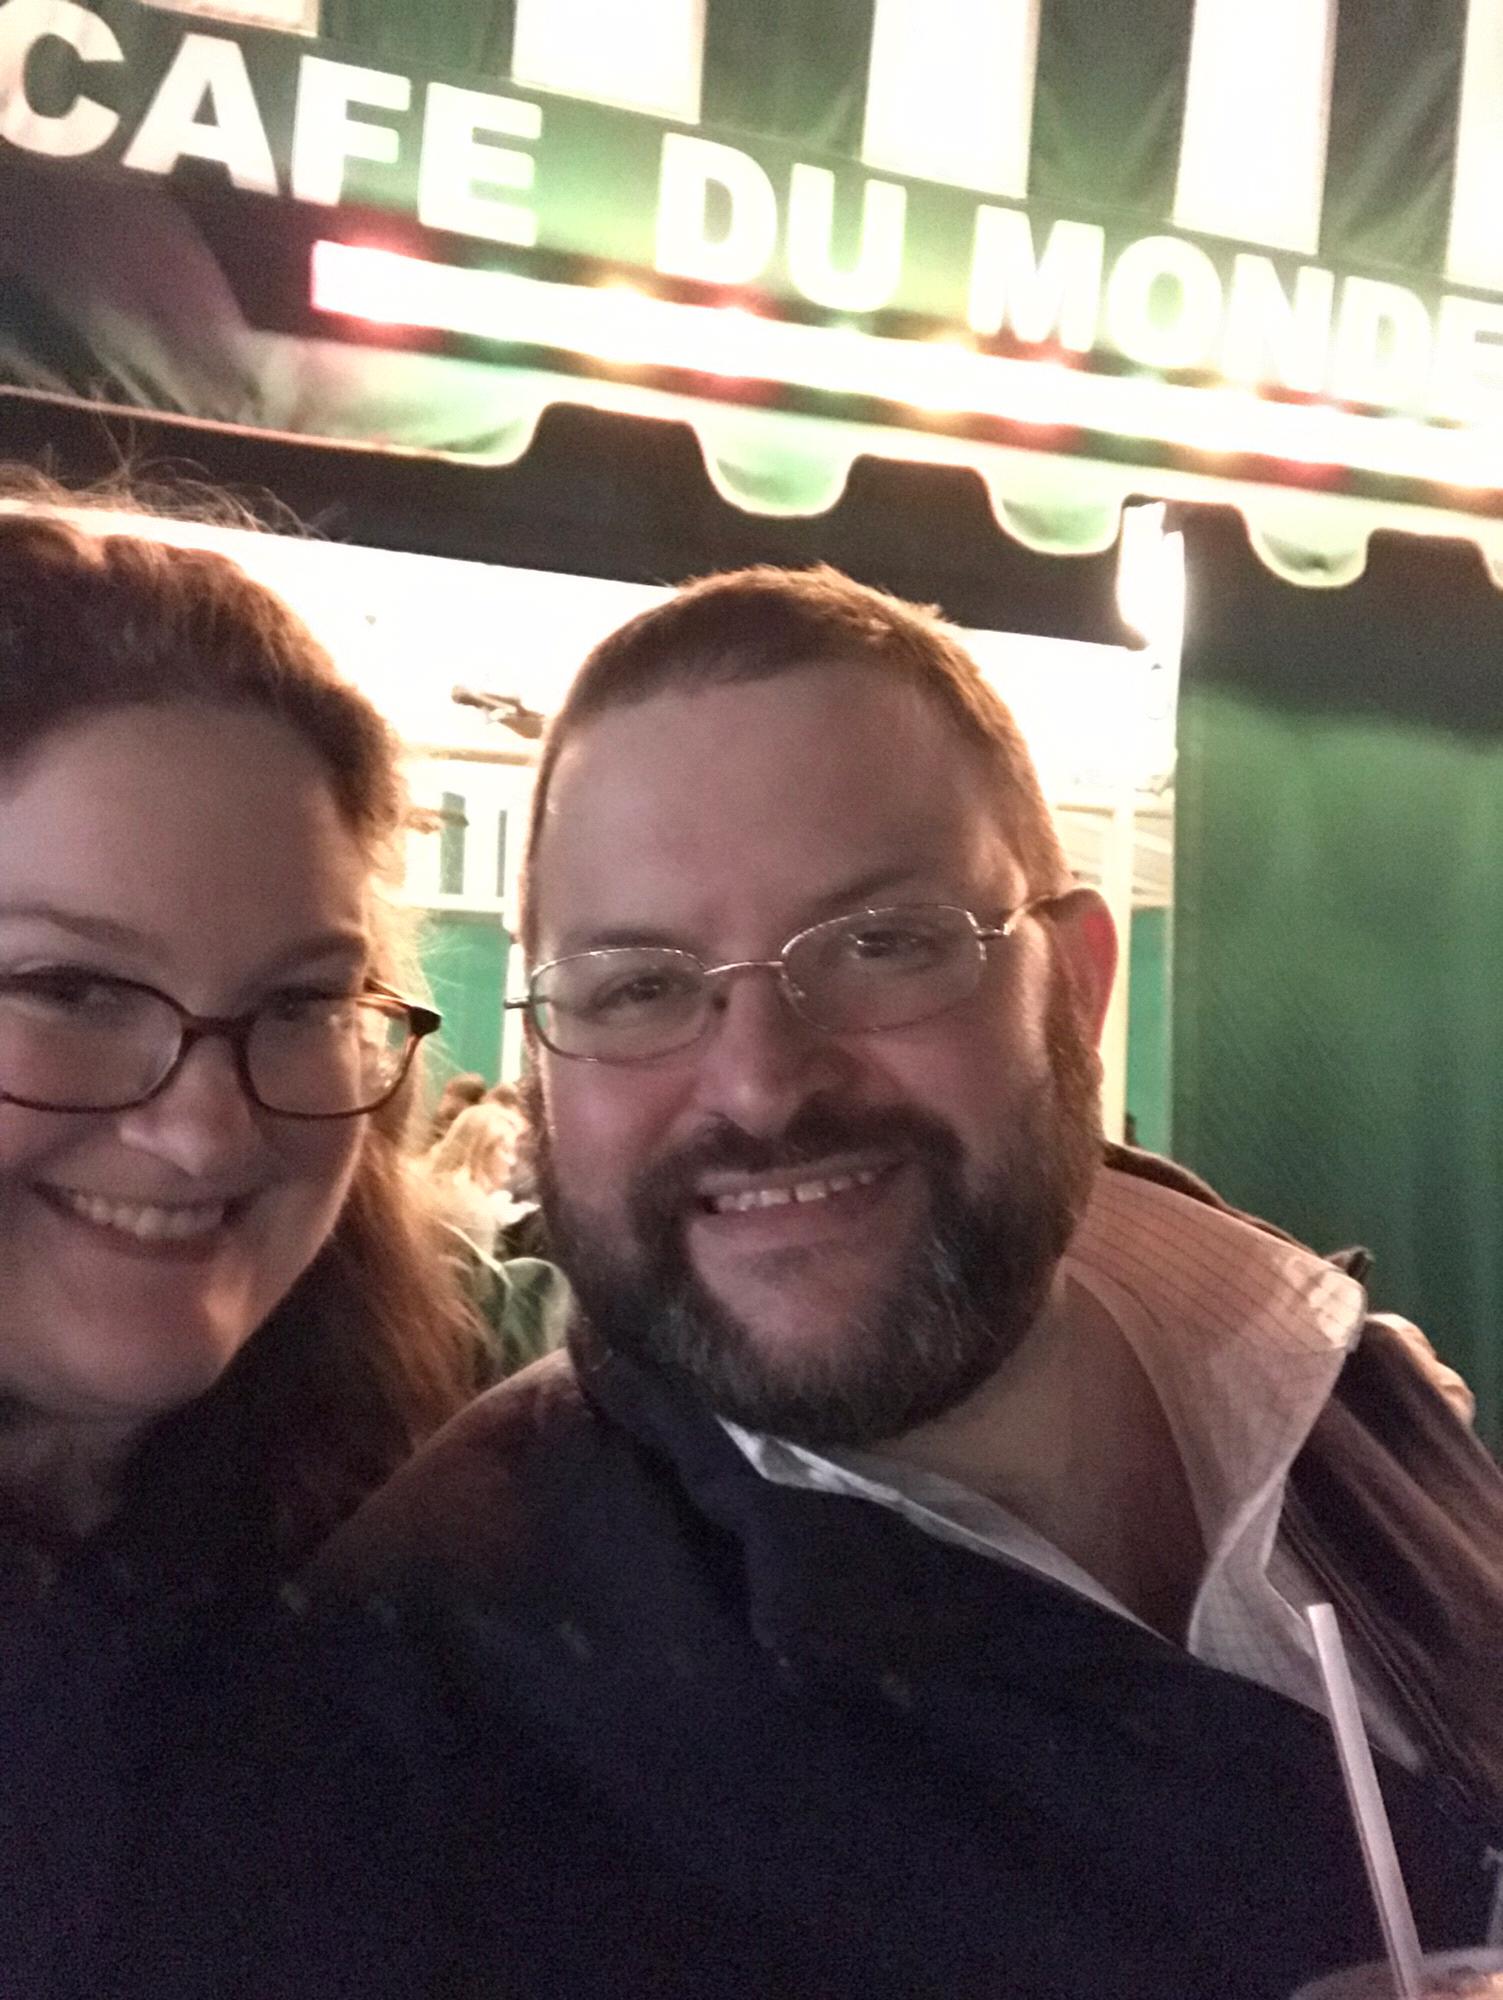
[6,0,1503,488]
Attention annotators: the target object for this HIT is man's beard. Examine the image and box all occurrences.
[535,977,1104,1450]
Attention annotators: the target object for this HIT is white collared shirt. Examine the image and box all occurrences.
[725,1164,1451,1766]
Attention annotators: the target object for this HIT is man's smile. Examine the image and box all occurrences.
[694,1159,895,1216]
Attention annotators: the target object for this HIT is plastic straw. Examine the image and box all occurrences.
[1308,1602,1426,2000]
[1485,1849,1503,1947]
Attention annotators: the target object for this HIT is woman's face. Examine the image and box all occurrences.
[0,703,373,1437]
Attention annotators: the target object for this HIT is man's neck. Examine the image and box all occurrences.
[877,1274,1206,1641]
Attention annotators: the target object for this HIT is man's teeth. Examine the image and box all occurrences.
[55,1190,227,1241]
[709,1167,883,1216]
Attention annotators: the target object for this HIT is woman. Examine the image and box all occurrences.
[0,492,501,1996]
[424,1096,569,1375]
[0,494,723,2000]
[0,496,481,1594]
[425,1097,529,1256]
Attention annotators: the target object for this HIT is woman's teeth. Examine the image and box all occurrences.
[709,1167,883,1216]
[54,1189,228,1242]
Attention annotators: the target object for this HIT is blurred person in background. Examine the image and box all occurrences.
[425,1098,528,1255]
[425,1096,567,1376]
[426,1068,486,1148]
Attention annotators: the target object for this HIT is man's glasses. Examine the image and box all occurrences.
[0,971,441,1118]
[513,899,1060,1064]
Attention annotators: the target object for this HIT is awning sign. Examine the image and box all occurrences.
[5,0,1503,505]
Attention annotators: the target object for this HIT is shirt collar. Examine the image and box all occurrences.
[1062,1164,1364,1564]
[725,1161,1367,1602]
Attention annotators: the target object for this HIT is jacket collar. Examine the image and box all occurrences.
[566,1145,1356,1693]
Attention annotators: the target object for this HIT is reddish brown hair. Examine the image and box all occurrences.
[0,497,478,1568]
[521,565,1071,956]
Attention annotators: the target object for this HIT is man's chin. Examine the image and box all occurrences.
[554,1193,1041,1446]
[541,1058,1100,1448]
[688,1244,904,1355]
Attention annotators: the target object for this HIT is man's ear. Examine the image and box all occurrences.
[1044,888,1119,1048]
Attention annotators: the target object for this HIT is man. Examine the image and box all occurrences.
[314,567,1503,1999]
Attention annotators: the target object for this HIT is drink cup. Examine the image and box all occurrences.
[1291,1947,1503,1998]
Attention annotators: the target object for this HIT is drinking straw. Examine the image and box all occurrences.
[1308,1603,1425,2000]
[1486,1849,1503,1947]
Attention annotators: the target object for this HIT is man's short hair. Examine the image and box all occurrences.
[521,566,1072,956]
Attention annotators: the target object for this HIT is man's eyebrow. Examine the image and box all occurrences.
[549,924,690,957]
[545,865,951,961]
[802,863,938,921]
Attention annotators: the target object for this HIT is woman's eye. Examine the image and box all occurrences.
[263,990,352,1025]
[1,969,131,1013]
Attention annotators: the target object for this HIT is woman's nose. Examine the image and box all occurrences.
[112,1034,263,1177]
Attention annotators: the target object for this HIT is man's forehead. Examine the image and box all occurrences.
[544,662,966,805]
[531,667,1022,953]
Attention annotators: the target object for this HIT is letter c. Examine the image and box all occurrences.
[0,0,122,159]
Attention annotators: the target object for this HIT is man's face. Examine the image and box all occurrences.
[529,661,1114,1447]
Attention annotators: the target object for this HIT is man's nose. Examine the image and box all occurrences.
[112,1034,262,1178]
[686,967,855,1138]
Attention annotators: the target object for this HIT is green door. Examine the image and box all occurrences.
[417,909,511,1087]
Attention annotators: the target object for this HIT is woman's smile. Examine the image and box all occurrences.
[36,1182,243,1257]
[0,704,369,1423]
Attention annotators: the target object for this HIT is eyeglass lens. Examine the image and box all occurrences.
[0,975,414,1115]
[246,998,414,1114]
[532,906,987,1061]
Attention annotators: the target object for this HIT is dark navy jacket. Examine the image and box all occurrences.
[19,1156,1502,1999]
[301,1162,1503,2000]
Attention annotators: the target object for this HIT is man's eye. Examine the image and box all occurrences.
[846,926,939,963]
[585,971,696,1018]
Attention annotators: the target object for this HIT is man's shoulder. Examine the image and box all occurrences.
[306,1348,618,1597]
[404,1341,598,1468]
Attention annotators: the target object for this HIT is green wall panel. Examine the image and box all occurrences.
[1126,906,1172,1158]
[1173,518,1503,1452]
[417,911,510,1089]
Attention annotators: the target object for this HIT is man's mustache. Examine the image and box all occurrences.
[631,1106,964,1225]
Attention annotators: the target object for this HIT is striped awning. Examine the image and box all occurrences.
[6,0,1503,581]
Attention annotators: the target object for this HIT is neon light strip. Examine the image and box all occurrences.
[310,241,1503,492]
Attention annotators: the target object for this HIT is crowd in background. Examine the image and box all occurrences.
[417,1072,564,1374]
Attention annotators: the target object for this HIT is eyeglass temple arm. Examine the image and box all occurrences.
[978,890,1077,944]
